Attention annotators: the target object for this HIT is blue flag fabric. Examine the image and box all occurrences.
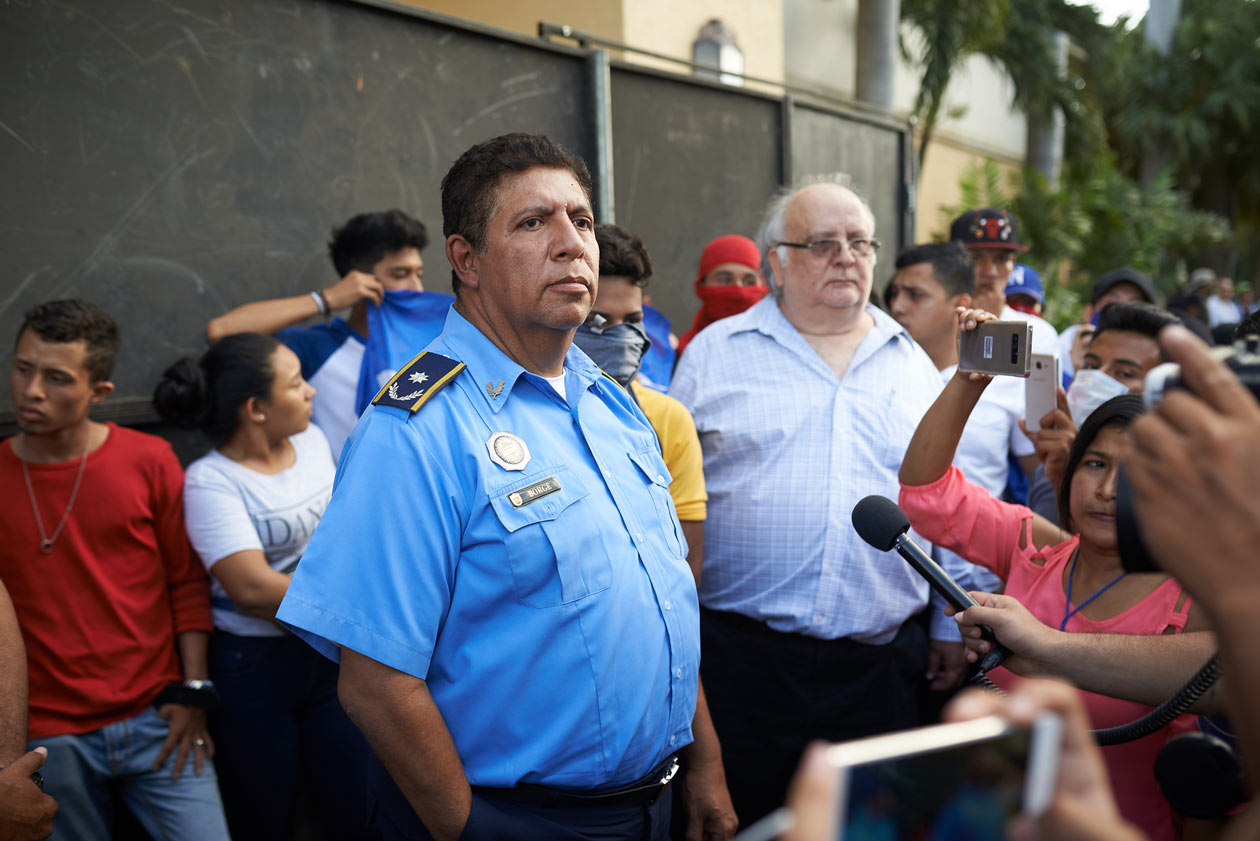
[355,290,455,414]
[638,305,676,391]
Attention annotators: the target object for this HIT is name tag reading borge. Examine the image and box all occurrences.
[508,476,562,509]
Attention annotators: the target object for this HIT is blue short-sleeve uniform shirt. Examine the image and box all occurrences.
[278,307,700,790]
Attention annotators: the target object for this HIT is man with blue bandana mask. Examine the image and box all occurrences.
[574,224,710,587]
[1025,301,1181,524]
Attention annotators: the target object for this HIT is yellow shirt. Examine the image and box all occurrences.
[632,382,707,521]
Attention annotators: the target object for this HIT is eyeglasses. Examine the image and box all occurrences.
[776,237,881,260]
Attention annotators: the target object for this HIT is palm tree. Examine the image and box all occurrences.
[899,0,1008,170]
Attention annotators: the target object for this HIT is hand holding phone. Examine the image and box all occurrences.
[959,320,1034,378]
[1024,354,1060,433]
[825,713,1062,840]
[944,680,1146,841]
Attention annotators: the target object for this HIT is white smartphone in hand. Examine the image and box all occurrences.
[1024,354,1061,434]
[826,714,1062,841]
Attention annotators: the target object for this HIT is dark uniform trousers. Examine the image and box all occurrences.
[367,754,672,841]
[699,606,927,826]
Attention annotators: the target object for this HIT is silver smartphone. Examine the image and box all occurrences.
[1024,353,1061,433]
[958,321,1034,378]
[827,714,1062,841]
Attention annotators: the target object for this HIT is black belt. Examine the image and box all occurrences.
[471,754,680,809]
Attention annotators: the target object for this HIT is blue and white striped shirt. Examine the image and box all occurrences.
[672,296,964,644]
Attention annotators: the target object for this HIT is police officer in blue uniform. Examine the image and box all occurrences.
[277,133,736,841]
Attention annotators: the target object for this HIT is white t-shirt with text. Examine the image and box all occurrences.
[183,424,335,637]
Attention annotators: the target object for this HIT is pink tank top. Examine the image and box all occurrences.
[902,466,1194,841]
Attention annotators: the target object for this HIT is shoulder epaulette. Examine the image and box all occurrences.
[372,351,465,414]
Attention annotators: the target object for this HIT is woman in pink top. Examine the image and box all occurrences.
[897,309,1208,841]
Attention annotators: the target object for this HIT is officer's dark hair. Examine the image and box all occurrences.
[1057,393,1144,531]
[328,210,428,278]
[892,242,974,298]
[595,223,652,288]
[441,132,593,296]
[17,299,120,383]
[154,332,280,447]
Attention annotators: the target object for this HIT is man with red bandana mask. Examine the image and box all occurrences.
[677,235,768,356]
[1004,263,1044,316]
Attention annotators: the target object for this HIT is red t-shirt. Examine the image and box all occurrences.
[0,424,212,738]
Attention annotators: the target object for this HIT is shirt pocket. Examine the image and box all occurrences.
[487,466,613,608]
[627,446,686,560]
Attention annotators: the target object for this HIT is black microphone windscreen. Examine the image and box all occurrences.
[851,495,911,551]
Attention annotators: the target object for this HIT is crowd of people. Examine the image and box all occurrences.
[0,130,1257,841]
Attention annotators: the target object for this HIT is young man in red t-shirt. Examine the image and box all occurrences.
[2,299,229,840]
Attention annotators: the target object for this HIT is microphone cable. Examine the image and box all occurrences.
[969,655,1221,746]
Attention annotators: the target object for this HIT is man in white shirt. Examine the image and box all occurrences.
[1206,276,1244,327]
[948,208,1059,362]
[886,242,1037,687]
[672,178,956,826]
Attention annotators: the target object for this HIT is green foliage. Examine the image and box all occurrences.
[900,0,1009,167]
[1080,0,1260,273]
[901,0,1111,169]
[937,157,1229,328]
[907,0,1256,313]
[936,159,1012,223]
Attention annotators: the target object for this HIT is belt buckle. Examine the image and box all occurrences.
[658,756,680,787]
[644,755,680,804]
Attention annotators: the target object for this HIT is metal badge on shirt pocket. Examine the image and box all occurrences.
[486,431,531,471]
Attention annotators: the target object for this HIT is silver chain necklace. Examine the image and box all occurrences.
[17,431,91,554]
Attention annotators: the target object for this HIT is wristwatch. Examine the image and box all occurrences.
[154,679,221,710]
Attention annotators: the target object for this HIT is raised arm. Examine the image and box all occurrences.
[204,270,385,343]
[899,308,996,487]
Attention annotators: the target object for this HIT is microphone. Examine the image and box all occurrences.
[852,495,1009,673]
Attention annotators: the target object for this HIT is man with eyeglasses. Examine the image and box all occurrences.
[671,178,955,827]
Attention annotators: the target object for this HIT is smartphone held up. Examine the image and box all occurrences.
[958,321,1033,378]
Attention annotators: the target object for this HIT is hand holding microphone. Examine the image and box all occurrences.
[851,495,1010,674]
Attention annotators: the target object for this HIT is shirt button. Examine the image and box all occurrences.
[664,600,672,610]
[656,474,666,483]
[814,614,824,623]
[670,735,677,745]
[636,532,644,542]
[675,668,683,678]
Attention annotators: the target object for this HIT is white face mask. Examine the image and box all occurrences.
[1067,368,1130,425]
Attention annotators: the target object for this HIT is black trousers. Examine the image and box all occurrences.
[699,607,927,826]
[367,755,672,841]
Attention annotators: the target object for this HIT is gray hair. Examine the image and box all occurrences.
[755,174,877,290]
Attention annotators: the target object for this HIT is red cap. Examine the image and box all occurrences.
[697,235,762,285]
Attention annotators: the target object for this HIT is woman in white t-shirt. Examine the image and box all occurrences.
[155,332,375,841]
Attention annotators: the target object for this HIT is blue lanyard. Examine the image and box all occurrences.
[1060,547,1129,631]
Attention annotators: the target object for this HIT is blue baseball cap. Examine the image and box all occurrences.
[1005,263,1043,302]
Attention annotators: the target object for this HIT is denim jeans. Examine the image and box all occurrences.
[34,704,231,841]
[209,631,377,841]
